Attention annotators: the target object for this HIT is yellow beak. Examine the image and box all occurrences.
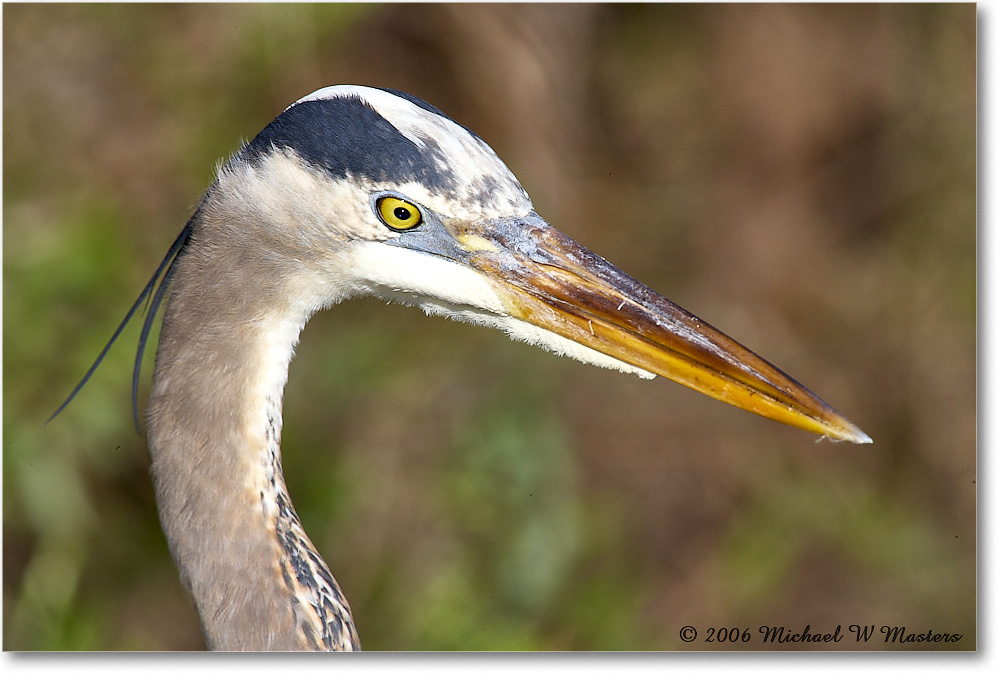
[462,216,871,444]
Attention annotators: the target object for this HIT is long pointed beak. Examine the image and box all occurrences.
[458,215,871,444]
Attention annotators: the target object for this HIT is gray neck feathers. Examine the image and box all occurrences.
[145,199,360,651]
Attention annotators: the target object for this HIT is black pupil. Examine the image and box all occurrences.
[393,206,411,221]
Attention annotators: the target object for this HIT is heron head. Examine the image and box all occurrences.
[213,85,869,444]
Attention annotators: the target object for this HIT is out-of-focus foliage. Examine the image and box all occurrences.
[3,4,974,650]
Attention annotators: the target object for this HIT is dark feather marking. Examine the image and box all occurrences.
[240,95,458,194]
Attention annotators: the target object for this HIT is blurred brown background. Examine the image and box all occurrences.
[3,3,975,650]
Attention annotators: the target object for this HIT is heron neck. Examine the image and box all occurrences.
[144,220,359,651]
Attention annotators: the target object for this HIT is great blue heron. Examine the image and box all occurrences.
[52,85,870,651]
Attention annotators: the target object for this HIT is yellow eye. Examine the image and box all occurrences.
[376,196,423,231]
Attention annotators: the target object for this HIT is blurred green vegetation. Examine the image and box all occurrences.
[3,4,975,650]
